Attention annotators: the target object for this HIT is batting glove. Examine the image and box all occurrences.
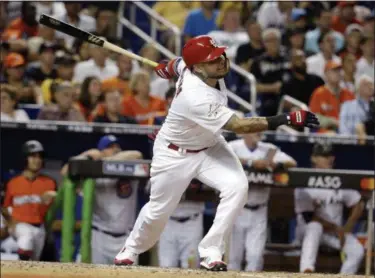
[154,60,174,79]
[288,110,320,129]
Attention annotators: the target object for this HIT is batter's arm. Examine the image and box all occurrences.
[223,114,285,133]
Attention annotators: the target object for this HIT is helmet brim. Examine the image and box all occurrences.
[202,46,227,64]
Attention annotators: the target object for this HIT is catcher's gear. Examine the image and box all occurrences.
[182,35,227,67]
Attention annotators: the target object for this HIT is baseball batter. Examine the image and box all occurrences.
[2,140,56,261]
[294,142,365,274]
[114,35,319,271]
[61,135,143,264]
[228,132,297,271]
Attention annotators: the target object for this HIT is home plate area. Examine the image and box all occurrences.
[1,261,367,278]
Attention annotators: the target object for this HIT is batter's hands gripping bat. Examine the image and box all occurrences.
[39,14,158,68]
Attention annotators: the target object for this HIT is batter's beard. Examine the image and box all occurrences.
[208,58,230,79]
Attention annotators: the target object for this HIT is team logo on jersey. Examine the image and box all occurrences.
[116,179,133,199]
[208,104,221,117]
[307,176,342,189]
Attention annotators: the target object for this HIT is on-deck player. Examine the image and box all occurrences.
[114,35,320,271]
[228,131,297,271]
[294,142,365,274]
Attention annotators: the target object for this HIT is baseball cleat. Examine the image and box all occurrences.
[114,248,138,266]
[200,256,227,271]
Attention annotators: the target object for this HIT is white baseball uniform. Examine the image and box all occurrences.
[294,188,364,274]
[119,58,249,261]
[158,200,205,268]
[228,139,295,271]
[91,178,138,264]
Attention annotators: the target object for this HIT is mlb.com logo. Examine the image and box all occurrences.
[360,178,374,190]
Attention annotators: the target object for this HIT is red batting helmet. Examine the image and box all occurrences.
[182,35,227,67]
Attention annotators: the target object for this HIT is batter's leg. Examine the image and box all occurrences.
[299,221,323,272]
[115,141,199,264]
[228,218,246,270]
[158,220,179,267]
[244,208,267,271]
[196,141,248,269]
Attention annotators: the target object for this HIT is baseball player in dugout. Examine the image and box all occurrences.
[228,131,297,271]
[114,35,320,271]
[61,135,143,265]
[1,140,57,261]
[294,142,365,274]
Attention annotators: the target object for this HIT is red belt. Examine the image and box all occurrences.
[168,143,208,153]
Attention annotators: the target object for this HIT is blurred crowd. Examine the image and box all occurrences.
[0,1,374,136]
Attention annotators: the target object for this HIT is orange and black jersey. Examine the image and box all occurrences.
[3,174,57,224]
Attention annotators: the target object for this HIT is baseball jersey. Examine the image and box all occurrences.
[92,178,138,234]
[157,59,235,150]
[3,175,56,224]
[294,188,361,226]
[229,139,295,205]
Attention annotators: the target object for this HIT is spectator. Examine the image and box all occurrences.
[362,12,374,37]
[257,1,294,30]
[295,142,365,274]
[339,75,374,135]
[3,52,39,104]
[153,1,200,30]
[122,70,166,125]
[41,51,77,104]
[55,2,95,49]
[309,61,355,133]
[101,55,133,99]
[250,28,289,116]
[183,1,218,42]
[332,1,362,34]
[306,32,341,79]
[73,40,118,83]
[0,86,30,122]
[37,81,85,121]
[340,53,357,93]
[356,98,374,143]
[356,36,374,80]
[207,5,248,60]
[25,43,58,86]
[338,23,363,60]
[281,50,324,105]
[2,140,56,261]
[138,43,161,81]
[148,88,175,126]
[304,9,345,55]
[284,28,305,54]
[94,8,116,39]
[235,19,265,70]
[2,2,38,41]
[77,76,103,120]
[35,2,66,19]
[92,90,136,124]
[291,8,308,31]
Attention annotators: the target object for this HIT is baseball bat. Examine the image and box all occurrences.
[39,14,159,68]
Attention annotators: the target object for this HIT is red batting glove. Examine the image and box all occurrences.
[288,110,320,128]
[154,60,173,79]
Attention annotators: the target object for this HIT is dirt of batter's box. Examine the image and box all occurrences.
[0,261,368,278]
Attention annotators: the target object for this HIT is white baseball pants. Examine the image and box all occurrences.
[158,213,203,268]
[228,205,268,271]
[297,216,364,274]
[91,229,129,264]
[14,222,46,260]
[122,136,248,259]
